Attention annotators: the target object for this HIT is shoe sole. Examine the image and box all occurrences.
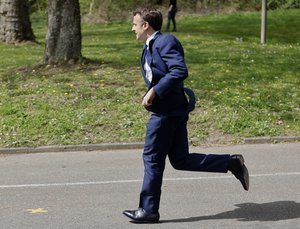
[232,155,249,191]
[241,164,249,191]
[237,154,245,165]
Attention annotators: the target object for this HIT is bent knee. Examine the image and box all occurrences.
[170,160,186,170]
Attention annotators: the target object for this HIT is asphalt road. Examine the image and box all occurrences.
[0,143,299,229]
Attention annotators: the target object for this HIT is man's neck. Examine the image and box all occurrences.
[146,31,159,46]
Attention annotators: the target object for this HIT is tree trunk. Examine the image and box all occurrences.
[44,0,82,65]
[0,0,35,43]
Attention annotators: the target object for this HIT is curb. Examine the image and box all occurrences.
[0,136,299,154]
[243,136,300,144]
[0,142,144,154]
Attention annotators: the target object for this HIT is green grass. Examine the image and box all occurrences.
[0,9,299,147]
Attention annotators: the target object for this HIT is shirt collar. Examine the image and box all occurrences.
[146,31,159,48]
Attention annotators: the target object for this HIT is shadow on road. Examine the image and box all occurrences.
[161,201,300,223]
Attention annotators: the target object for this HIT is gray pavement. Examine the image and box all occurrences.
[0,142,299,229]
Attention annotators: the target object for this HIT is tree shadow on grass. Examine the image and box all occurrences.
[161,201,300,223]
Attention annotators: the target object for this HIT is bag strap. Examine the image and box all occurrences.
[184,87,196,113]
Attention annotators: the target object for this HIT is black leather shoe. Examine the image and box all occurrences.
[229,154,249,191]
[123,208,159,223]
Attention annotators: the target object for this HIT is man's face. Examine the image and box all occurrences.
[132,14,147,42]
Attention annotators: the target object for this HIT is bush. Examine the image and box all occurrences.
[268,0,300,9]
[29,0,47,12]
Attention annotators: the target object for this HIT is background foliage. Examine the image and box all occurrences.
[28,0,300,19]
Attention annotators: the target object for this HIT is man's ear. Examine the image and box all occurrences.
[143,21,150,30]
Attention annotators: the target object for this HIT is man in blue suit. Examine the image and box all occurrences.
[123,8,249,224]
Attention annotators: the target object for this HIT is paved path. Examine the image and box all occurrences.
[0,143,299,229]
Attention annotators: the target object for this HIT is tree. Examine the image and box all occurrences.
[44,0,82,65]
[0,0,35,43]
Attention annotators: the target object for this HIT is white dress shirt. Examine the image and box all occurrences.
[144,31,159,83]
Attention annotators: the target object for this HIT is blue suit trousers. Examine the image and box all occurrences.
[139,114,231,214]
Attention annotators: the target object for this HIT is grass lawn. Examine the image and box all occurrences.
[0,9,299,147]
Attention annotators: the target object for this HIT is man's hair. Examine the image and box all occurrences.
[133,8,163,31]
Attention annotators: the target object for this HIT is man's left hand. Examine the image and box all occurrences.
[142,87,156,108]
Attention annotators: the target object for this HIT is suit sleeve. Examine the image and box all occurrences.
[153,35,188,99]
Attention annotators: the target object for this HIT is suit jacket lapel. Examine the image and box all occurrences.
[141,44,147,75]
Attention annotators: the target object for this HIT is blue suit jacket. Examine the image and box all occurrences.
[141,32,189,116]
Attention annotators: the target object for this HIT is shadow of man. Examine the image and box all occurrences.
[161,201,300,223]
